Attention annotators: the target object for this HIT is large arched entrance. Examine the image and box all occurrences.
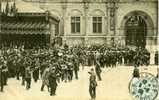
[125,15,147,48]
[120,11,155,49]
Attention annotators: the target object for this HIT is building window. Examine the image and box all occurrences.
[71,17,80,33]
[93,17,102,33]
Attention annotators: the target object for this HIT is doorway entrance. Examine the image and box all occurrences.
[125,15,147,48]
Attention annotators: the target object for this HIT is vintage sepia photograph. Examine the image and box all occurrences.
[0,0,158,100]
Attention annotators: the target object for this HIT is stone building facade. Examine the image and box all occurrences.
[1,0,158,51]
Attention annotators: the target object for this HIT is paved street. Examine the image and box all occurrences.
[0,65,158,100]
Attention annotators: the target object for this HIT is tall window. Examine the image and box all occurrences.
[71,17,80,33]
[93,17,102,33]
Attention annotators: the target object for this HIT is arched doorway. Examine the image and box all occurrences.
[125,15,147,48]
[120,11,155,49]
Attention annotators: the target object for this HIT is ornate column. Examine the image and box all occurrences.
[108,0,119,47]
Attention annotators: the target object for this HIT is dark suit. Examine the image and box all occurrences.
[48,72,57,96]
[0,69,4,92]
[89,72,97,99]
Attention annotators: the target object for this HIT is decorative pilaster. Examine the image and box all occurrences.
[107,0,119,47]
[83,0,89,46]
[61,0,67,45]
[109,0,119,31]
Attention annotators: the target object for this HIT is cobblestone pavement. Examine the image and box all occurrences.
[0,65,158,100]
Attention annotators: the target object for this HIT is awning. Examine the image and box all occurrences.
[1,22,50,35]
[2,22,49,29]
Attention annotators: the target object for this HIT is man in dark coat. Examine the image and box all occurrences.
[133,66,140,78]
[48,67,58,96]
[2,64,8,86]
[15,57,21,80]
[67,58,73,81]
[88,68,97,99]
[73,58,79,79]
[155,51,158,65]
[33,59,40,83]
[25,66,32,90]
[0,66,4,92]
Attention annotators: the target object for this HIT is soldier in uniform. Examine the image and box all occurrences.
[88,68,97,100]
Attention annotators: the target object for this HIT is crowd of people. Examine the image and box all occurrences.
[0,44,156,99]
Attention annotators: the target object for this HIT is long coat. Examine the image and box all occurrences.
[48,72,57,88]
[41,68,50,86]
[0,69,4,86]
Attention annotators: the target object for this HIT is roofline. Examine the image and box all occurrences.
[17,12,47,17]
